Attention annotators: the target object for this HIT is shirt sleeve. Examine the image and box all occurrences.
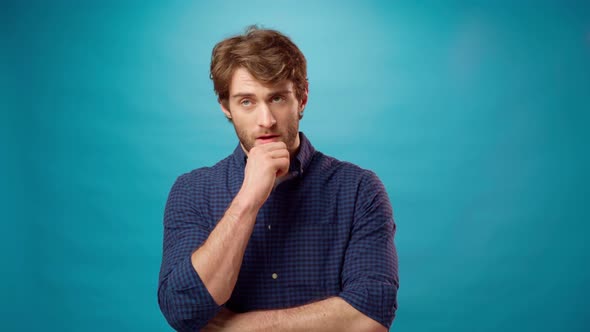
[338,170,399,328]
[158,173,222,331]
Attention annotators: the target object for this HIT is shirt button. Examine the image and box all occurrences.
[268,225,271,230]
[271,273,278,280]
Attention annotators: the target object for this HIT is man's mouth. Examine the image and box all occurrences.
[256,135,280,143]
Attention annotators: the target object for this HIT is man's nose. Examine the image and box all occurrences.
[257,103,277,128]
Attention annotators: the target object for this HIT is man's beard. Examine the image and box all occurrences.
[235,123,299,155]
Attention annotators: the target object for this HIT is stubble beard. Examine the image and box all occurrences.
[235,122,299,156]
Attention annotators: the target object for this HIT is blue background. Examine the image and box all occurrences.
[2,1,589,331]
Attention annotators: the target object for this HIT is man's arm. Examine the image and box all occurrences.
[158,142,290,331]
[203,297,386,332]
[192,142,290,304]
[203,170,399,331]
[338,171,399,326]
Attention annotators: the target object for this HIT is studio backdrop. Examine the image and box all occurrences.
[2,1,589,331]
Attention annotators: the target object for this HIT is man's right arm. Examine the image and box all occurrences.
[158,142,290,331]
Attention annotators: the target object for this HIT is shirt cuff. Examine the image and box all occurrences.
[339,281,398,328]
[167,255,222,327]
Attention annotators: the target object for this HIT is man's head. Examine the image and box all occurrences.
[210,26,308,155]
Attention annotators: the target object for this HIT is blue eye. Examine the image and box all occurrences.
[241,99,252,106]
[271,96,284,103]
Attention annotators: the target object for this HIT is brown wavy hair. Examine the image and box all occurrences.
[210,26,308,110]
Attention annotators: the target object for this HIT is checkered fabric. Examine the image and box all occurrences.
[158,132,398,331]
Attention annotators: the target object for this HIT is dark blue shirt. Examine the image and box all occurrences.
[158,132,399,331]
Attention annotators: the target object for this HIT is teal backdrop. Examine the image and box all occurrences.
[2,1,589,331]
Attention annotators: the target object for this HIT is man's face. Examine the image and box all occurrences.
[221,67,307,157]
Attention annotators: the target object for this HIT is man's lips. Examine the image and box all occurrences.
[256,135,280,143]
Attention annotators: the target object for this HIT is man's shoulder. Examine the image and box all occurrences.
[313,151,380,183]
[315,152,391,214]
[172,153,234,189]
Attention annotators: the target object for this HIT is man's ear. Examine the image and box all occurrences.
[220,100,232,120]
[299,86,309,118]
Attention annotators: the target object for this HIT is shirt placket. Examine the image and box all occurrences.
[262,196,279,298]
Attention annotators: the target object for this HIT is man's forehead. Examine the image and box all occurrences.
[230,68,293,94]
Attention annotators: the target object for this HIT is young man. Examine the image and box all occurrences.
[158,26,399,332]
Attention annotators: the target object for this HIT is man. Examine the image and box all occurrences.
[158,26,399,331]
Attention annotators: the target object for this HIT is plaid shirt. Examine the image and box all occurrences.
[158,132,399,331]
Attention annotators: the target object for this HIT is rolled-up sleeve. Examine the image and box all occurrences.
[339,171,399,328]
[158,174,221,331]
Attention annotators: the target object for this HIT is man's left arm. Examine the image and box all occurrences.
[203,170,399,332]
[337,170,399,327]
[203,296,386,332]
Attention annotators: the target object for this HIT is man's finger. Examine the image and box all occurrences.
[257,141,287,151]
[269,149,290,159]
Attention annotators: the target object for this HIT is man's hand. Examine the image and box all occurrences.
[239,142,290,208]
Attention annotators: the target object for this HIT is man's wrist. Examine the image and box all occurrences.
[234,189,265,212]
[230,190,263,219]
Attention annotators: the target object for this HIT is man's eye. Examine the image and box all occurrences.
[241,99,252,106]
[271,96,284,103]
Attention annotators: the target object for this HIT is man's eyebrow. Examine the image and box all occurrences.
[231,92,255,99]
[230,89,293,99]
[268,89,293,96]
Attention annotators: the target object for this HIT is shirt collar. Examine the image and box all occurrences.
[232,132,316,177]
